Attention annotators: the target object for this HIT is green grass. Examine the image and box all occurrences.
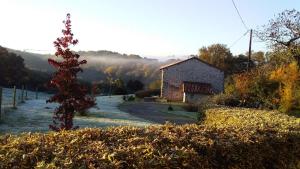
[121,101,198,120]
[163,109,198,120]
[161,102,198,119]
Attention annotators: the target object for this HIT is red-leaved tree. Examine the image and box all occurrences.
[47,13,95,131]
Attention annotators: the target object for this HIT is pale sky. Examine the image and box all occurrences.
[0,0,298,59]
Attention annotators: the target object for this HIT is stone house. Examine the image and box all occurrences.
[160,57,224,103]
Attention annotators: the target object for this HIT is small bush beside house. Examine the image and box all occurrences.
[135,89,160,99]
[182,104,199,112]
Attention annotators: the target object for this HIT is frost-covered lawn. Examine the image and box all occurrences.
[1,87,48,109]
[0,95,153,134]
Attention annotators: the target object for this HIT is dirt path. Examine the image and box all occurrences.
[119,102,197,124]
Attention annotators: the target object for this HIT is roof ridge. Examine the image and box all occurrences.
[160,57,223,72]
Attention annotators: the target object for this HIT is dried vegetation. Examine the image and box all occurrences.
[0,108,299,169]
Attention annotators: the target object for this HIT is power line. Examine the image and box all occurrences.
[231,0,249,30]
[229,30,249,48]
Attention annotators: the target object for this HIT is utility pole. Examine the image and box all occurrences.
[247,29,253,71]
[0,87,2,118]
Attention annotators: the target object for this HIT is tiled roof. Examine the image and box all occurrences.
[183,81,213,94]
[160,57,223,71]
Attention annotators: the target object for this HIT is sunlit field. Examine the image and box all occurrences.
[1,1,300,168]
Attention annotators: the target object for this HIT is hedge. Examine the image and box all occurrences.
[203,107,300,131]
[135,89,160,98]
[0,123,299,168]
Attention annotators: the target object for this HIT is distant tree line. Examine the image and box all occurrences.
[198,44,266,75]
[0,46,163,94]
[17,49,164,86]
[0,46,50,91]
[93,79,144,95]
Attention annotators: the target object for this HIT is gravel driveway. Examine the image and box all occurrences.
[119,102,198,124]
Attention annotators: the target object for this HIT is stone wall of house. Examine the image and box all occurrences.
[183,93,207,103]
[161,58,224,101]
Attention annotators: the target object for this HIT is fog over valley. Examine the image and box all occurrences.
[6,47,181,84]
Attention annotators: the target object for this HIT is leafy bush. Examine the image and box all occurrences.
[135,89,160,98]
[127,95,135,101]
[123,95,135,101]
[232,66,280,109]
[231,62,300,112]
[77,111,88,116]
[210,93,240,107]
[197,96,219,122]
[224,76,236,95]
[0,122,299,169]
[168,105,173,111]
[270,61,300,113]
[203,107,300,131]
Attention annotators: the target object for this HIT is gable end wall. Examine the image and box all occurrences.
[161,58,224,100]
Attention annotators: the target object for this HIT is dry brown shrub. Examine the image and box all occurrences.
[0,120,299,169]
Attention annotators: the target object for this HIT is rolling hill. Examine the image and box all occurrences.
[6,48,181,84]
